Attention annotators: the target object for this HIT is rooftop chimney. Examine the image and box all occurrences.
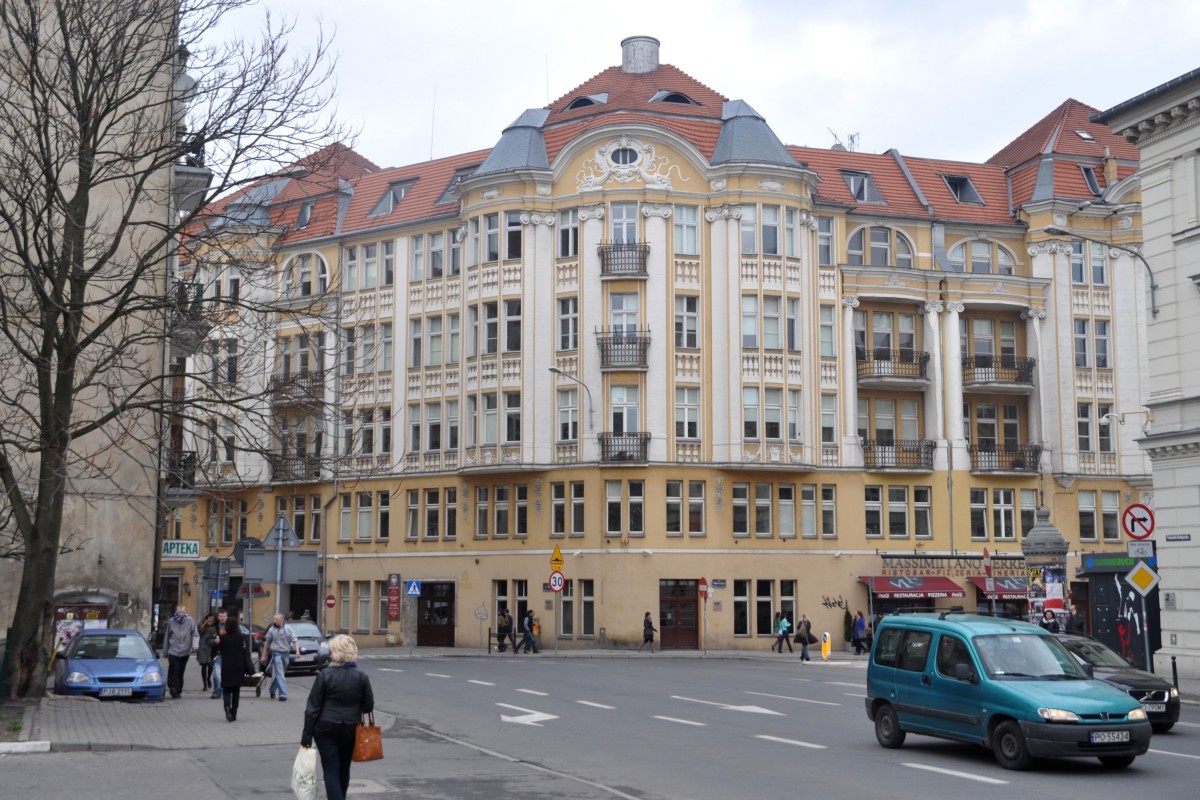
[621,36,660,74]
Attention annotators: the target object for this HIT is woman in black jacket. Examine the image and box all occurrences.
[215,609,252,722]
[302,635,375,800]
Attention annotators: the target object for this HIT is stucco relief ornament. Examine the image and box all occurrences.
[841,295,860,308]
[710,178,727,191]
[1117,214,1133,230]
[641,204,672,219]
[578,204,606,221]
[454,223,467,242]
[480,187,503,200]
[924,300,944,315]
[536,183,552,196]
[797,211,819,230]
[758,178,785,192]
[704,205,743,222]
[1021,306,1047,320]
[990,282,1007,294]
[519,210,556,227]
[887,273,904,287]
[946,301,965,313]
[576,134,687,192]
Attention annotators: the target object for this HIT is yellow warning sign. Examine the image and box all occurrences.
[550,545,564,570]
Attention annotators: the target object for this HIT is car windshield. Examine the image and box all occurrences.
[290,622,322,638]
[1061,637,1131,669]
[973,633,1088,679]
[69,635,154,660]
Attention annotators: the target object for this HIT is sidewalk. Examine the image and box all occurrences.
[5,646,1196,755]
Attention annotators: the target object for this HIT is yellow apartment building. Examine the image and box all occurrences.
[162,37,1152,652]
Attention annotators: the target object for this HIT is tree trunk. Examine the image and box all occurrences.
[8,525,60,699]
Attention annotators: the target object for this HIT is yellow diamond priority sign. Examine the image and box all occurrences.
[1124,561,1160,597]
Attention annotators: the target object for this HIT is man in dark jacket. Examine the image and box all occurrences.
[521,609,539,654]
[161,605,199,699]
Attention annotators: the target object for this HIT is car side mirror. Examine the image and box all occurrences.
[953,663,977,684]
[1083,662,1095,678]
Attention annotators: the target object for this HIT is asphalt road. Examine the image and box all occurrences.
[4,656,1199,799]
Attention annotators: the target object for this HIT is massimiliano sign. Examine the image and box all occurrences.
[880,555,1025,577]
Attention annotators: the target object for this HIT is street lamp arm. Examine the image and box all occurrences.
[1044,227,1159,318]
[548,367,594,432]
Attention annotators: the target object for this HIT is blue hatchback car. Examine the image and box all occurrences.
[54,629,165,701]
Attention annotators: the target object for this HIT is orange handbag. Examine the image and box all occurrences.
[351,712,383,762]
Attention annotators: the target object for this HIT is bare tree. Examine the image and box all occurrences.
[0,0,350,699]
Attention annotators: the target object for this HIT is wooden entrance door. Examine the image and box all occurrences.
[658,579,699,650]
[416,582,455,647]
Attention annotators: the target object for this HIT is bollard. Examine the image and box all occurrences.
[1172,655,1179,690]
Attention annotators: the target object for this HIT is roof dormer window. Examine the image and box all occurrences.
[650,90,699,106]
[296,200,314,229]
[565,93,608,111]
[1075,129,1095,142]
[942,174,983,205]
[841,170,884,204]
[368,182,412,217]
[1080,166,1102,196]
[437,165,479,205]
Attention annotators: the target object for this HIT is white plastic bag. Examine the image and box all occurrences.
[291,744,318,800]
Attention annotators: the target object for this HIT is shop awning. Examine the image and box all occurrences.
[859,576,965,599]
[967,576,1029,598]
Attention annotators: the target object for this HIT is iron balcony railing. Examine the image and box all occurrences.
[855,348,930,380]
[961,354,1037,386]
[598,432,651,462]
[597,332,651,369]
[967,443,1041,473]
[598,243,649,277]
[862,439,935,470]
[268,371,327,406]
[165,450,197,489]
[269,454,323,482]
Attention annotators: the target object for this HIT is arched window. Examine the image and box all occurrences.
[948,241,1016,275]
[847,226,913,268]
[281,252,329,299]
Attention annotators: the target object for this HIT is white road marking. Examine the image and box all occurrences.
[518,688,549,696]
[468,680,495,686]
[577,700,616,709]
[844,693,867,698]
[1150,748,1200,760]
[1173,721,1200,729]
[745,690,840,707]
[496,703,558,726]
[825,681,864,688]
[671,695,785,715]
[904,763,1008,785]
[378,668,404,673]
[426,672,451,678]
[756,734,827,750]
[654,716,706,726]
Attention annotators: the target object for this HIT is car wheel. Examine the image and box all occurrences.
[1152,722,1174,734]
[874,704,906,749]
[1098,755,1135,768]
[992,720,1033,770]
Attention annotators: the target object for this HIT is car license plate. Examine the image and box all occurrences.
[1142,703,1166,714]
[1090,730,1130,744]
[99,688,132,697]
[295,654,314,662]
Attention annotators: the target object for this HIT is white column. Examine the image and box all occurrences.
[643,204,671,462]
[923,301,945,468]
[523,211,556,464]
[945,302,966,465]
[578,203,607,459]
[1023,306,1047,453]
[841,295,862,467]
[705,205,739,464]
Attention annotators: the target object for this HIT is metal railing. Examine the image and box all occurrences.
[598,243,649,277]
[967,443,1041,473]
[268,371,327,406]
[597,332,651,369]
[855,348,930,379]
[598,432,651,462]
[862,439,935,470]
[269,454,323,482]
[165,450,197,488]
[961,354,1037,385]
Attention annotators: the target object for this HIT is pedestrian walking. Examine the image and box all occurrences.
[520,608,539,653]
[636,611,657,652]
[215,609,253,722]
[1067,603,1086,634]
[497,607,517,652]
[1039,609,1060,633]
[196,613,217,691]
[852,610,867,655]
[161,604,199,698]
[302,635,375,800]
[204,608,228,699]
[775,612,794,653]
[796,613,813,662]
[260,613,301,701]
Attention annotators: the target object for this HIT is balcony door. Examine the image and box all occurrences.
[611,202,638,245]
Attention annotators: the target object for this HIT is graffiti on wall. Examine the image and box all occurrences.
[821,595,848,610]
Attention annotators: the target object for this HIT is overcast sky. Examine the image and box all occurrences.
[221,0,1200,169]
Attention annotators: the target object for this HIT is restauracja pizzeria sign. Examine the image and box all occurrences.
[880,555,1026,577]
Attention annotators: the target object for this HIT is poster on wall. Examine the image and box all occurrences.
[53,604,108,651]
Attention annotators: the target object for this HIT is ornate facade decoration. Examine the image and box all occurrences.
[990,281,1007,294]
[519,210,556,227]
[704,205,743,222]
[709,178,727,192]
[758,178,784,192]
[577,204,606,221]
[796,211,820,230]
[480,187,503,200]
[576,134,687,192]
[535,183,552,196]
[1021,306,1047,320]
[841,294,860,308]
[924,300,944,315]
[641,204,672,219]
[1027,241,1073,256]
[946,301,965,313]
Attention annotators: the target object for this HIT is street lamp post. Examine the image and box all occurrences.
[1044,226,1159,318]
[548,367,594,433]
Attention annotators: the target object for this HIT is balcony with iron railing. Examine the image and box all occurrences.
[856,348,931,388]
[961,354,1037,394]
[967,443,1042,473]
[164,450,197,489]
[269,454,323,482]
[268,371,327,407]
[598,243,649,278]
[597,331,651,370]
[598,432,651,463]
[862,439,935,471]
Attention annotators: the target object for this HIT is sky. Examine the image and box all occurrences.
[217,0,1200,170]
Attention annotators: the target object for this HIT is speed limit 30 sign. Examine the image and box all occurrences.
[549,570,565,593]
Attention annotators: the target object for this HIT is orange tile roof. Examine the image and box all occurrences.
[546,64,728,126]
[987,99,1138,168]
[543,112,722,162]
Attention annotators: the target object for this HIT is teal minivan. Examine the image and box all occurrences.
[865,613,1151,769]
